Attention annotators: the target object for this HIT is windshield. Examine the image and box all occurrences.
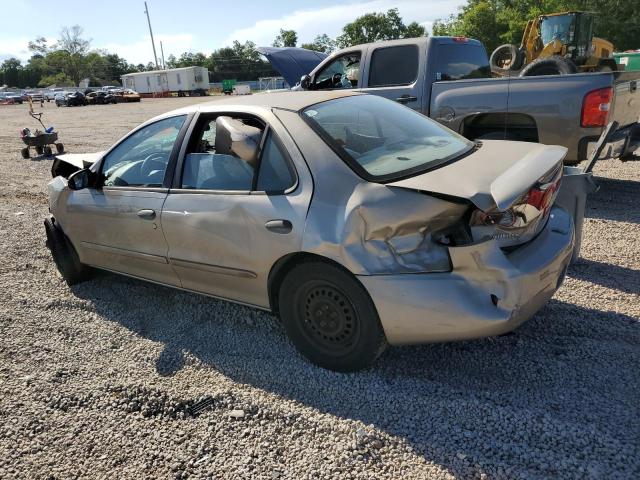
[302,95,474,181]
[540,14,574,45]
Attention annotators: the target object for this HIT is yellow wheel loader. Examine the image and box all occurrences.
[491,11,618,76]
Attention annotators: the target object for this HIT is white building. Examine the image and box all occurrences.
[121,66,209,95]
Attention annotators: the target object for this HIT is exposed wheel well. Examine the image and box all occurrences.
[268,252,359,315]
[462,112,539,143]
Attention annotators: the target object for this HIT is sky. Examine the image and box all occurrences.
[0,0,463,65]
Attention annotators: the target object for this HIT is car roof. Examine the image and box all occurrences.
[199,90,361,113]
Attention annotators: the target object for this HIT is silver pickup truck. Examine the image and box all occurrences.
[265,37,640,164]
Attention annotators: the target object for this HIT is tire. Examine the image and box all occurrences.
[278,261,387,372]
[43,146,52,157]
[520,55,578,76]
[21,147,29,159]
[44,218,91,286]
[55,143,64,154]
[35,145,44,155]
[490,44,524,72]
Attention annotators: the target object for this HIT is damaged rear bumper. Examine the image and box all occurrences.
[358,206,575,345]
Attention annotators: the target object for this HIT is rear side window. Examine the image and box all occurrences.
[435,44,491,81]
[256,133,295,192]
[368,45,419,87]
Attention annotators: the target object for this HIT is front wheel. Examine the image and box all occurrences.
[44,218,91,286]
[278,261,387,372]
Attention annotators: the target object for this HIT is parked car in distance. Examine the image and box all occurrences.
[273,36,640,164]
[0,92,15,104]
[46,91,579,372]
[55,91,86,107]
[111,88,141,103]
[45,88,65,102]
[85,91,117,105]
[24,90,44,102]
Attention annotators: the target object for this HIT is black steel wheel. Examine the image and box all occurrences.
[21,147,30,159]
[55,143,64,154]
[35,145,44,155]
[43,146,52,157]
[279,261,387,372]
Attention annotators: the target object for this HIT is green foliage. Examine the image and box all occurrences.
[273,29,298,48]
[301,34,337,54]
[37,72,74,88]
[434,0,640,54]
[336,8,426,48]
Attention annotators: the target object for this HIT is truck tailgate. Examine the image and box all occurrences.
[612,72,640,128]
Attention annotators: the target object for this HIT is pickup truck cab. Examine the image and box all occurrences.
[290,37,640,164]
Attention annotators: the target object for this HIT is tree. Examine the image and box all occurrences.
[52,25,92,85]
[336,8,426,48]
[301,34,337,54]
[273,29,298,47]
[434,0,640,54]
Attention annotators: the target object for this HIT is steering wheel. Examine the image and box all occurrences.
[140,152,168,177]
[331,73,343,87]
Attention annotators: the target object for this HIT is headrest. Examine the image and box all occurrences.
[214,116,262,167]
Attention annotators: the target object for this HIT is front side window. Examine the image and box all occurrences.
[313,52,361,90]
[303,95,473,181]
[368,45,419,87]
[101,115,186,187]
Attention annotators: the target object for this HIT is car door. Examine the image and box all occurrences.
[160,111,312,308]
[360,43,424,111]
[63,114,189,286]
[310,50,364,90]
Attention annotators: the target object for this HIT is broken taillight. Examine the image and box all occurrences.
[581,87,613,128]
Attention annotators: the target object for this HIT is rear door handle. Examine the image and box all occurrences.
[137,209,156,220]
[396,94,417,104]
[265,219,292,234]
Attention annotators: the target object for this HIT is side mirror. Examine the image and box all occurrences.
[67,168,92,191]
[300,74,311,90]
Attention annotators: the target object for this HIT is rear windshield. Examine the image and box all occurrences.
[302,95,474,182]
[435,44,491,81]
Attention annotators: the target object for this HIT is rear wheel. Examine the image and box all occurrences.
[35,145,44,155]
[278,261,387,372]
[44,218,91,286]
[43,146,52,157]
[21,147,29,159]
[55,143,64,154]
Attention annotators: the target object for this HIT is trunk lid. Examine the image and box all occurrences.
[389,140,566,211]
[390,140,566,248]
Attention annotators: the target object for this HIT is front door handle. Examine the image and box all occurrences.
[137,209,156,220]
[396,94,417,104]
[265,219,292,234]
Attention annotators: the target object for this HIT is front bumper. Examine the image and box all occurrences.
[358,206,575,345]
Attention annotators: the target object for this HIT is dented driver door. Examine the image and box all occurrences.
[160,114,312,309]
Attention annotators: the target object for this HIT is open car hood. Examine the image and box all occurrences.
[257,47,327,86]
[51,151,104,179]
[389,141,568,212]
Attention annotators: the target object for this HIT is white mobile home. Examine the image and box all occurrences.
[121,66,209,95]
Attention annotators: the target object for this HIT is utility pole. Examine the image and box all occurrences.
[144,1,159,69]
[160,41,166,69]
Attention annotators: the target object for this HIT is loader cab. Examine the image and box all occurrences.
[538,12,594,62]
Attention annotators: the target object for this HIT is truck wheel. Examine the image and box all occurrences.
[520,56,578,76]
[278,261,387,372]
[490,44,524,72]
[44,218,91,286]
[21,147,30,159]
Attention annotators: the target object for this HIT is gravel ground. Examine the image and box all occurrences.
[0,99,638,479]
